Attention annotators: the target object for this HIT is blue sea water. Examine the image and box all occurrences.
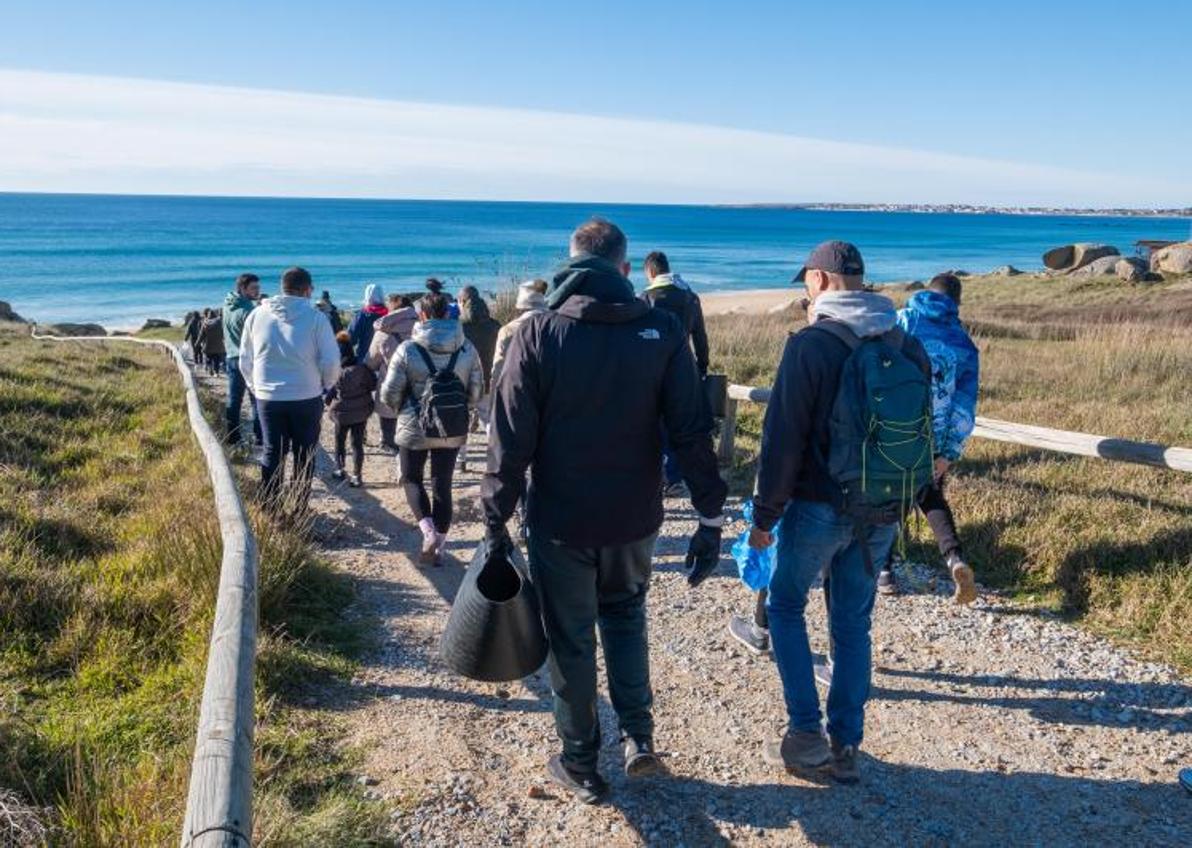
[0,193,1188,328]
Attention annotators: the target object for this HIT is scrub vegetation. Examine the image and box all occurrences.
[709,272,1192,673]
[0,323,387,845]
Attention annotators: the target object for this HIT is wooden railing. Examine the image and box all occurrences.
[30,330,259,847]
[718,383,1192,472]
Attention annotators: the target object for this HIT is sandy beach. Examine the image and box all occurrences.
[700,288,800,315]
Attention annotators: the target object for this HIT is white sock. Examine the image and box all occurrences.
[418,517,436,540]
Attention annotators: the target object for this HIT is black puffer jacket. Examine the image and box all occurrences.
[326,363,377,427]
[482,255,726,548]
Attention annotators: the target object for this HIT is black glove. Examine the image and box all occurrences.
[684,522,723,587]
[485,522,514,559]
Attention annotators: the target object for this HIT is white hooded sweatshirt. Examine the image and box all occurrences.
[239,294,341,401]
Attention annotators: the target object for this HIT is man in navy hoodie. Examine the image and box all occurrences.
[749,241,930,785]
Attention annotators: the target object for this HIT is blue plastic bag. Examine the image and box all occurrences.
[731,501,779,591]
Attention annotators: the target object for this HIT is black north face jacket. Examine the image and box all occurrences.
[482,256,726,548]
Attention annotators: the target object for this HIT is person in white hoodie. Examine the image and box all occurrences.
[239,266,341,509]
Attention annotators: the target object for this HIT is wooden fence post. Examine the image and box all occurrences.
[717,398,738,465]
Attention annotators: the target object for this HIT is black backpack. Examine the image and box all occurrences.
[409,343,469,439]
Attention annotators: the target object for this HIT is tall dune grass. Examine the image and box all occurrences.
[0,324,386,844]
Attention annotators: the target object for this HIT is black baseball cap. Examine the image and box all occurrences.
[793,240,865,283]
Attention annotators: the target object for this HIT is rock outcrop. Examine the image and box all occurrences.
[1114,257,1147,283]
[140,318,172,330]
[1150,241,1192,275]
[45,323,107,337]
[1068,255,1122,278]
[1042,243,1120,273]
[0,300,27,323]
[990,265,1023,276]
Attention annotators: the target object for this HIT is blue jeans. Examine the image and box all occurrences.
[767,500,898,747]
[226,366,262,446]
[256,396,323,506]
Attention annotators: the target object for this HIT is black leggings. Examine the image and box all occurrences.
[882,479,962,571]
[335,421,366,476]
[399,446,459,533]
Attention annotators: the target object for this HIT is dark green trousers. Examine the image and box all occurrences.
[528,532,657,772]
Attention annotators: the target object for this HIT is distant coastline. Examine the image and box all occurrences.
[724,203,1192,218]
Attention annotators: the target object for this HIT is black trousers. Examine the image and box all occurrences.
[205,353,226,375]
[881,479,963,572]
[399,446,459,533]
[529,533,657,773]
[257,396,322,508]
[334,421,366,476]
[379,416,397,447]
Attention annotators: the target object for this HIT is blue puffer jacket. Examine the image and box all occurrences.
[897,290,980,461]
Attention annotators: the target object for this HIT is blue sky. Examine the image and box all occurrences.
[1,1,1189,205]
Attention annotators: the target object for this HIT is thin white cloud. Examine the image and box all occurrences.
[0,68,1185,206]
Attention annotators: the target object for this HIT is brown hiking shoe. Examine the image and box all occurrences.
[949,556,977,605]
[830,740,861,784]
[762,730,831,772]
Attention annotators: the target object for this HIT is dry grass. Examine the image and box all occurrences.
[707,274,1192,672]
[0,323,387,845]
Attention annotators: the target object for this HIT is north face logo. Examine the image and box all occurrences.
[638,329,660,340]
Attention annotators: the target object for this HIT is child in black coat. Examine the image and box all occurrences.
[325,333,377,486]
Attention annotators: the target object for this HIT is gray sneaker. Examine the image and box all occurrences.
[728,615,770,654]
[830,740,861,784]
[876,568,898,595]
[762,730,831,772]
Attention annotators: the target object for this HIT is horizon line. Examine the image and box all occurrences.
[2,189,1189,219]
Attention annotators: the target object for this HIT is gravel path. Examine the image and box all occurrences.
[285,420,1191,847]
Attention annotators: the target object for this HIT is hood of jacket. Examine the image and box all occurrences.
[411,318,465,354]
[224,291,255,311]
[548,254,635,309]
[644,272,691,292]
[376,306,417,335]
[460,296,493,323]
[263,294,317,321]
[811,290,898,338]
[903,289,960,324]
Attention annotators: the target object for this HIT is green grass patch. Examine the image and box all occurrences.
[0,322,389,844]
[708,274,1192,673]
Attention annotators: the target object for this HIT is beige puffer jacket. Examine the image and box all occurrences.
[379,318,484,450]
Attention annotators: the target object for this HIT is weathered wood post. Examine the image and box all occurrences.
[717,397,738,465]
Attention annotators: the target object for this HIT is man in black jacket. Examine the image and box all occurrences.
[482,217,727,804]
[642,251,711,497]
[747,241,930,785]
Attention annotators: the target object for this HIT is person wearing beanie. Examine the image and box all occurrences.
[348,282,388,362]
[325,331,377,487]
[490,279,547,388]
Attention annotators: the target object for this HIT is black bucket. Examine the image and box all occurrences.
[439,541,549,682]
[704,373,728,418]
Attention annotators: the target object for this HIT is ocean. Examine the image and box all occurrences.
[1,193,1188,328]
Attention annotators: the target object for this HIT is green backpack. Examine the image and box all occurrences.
[815,321,934,565]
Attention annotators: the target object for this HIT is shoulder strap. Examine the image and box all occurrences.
[810,319,862,351]
[444,346,462,374]
[410,342,437,375]
[880,326,907,351]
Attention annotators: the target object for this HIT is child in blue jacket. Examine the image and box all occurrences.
[882,273,979,603]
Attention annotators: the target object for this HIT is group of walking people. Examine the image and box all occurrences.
[204,215,981,801]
